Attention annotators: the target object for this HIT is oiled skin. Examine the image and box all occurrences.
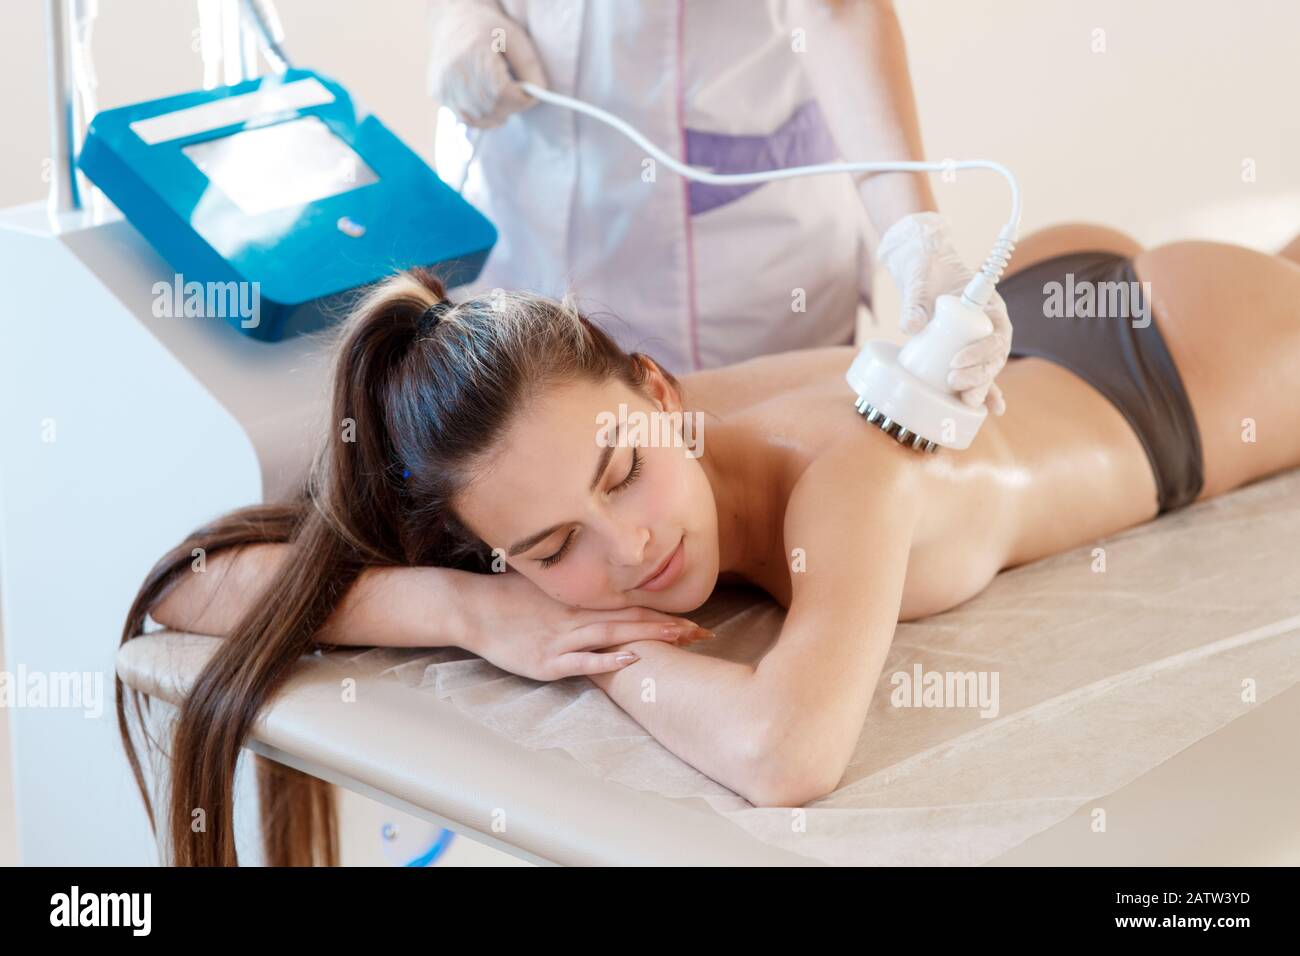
[680,343,1159,620]
[676,226,1300,619]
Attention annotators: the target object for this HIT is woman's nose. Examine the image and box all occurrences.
[608,522,650,567]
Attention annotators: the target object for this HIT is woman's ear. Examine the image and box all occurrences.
[633,352,682,412]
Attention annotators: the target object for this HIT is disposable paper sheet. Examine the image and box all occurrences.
[350,467,1300,866]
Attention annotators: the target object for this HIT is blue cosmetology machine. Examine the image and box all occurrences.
[76,10,496,340]
[0,0,472,866]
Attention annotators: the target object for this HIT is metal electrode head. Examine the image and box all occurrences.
[852,396,939,453]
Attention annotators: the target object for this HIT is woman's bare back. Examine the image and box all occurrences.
[681,344,1162,619]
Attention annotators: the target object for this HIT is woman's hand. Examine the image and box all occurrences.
[457,569,713,681]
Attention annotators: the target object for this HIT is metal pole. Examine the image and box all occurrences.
[44,0,79,213]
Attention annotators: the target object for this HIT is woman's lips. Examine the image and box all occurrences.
[635,535,686,592]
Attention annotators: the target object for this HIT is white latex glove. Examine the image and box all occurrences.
[876,211,1013,416]
[427,0,549,129]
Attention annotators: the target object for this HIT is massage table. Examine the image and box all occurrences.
[116,466,1300,866]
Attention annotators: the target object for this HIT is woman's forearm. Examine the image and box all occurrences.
[586,644,770,802]
[315,559,475,649]
[587,624,882,809]
[790,0,937,233]
[149,542,471,649]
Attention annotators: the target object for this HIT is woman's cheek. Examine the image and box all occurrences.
[642,447,691,519]
[553,556,607,604]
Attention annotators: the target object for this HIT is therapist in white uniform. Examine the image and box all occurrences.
[427,0,1012,413]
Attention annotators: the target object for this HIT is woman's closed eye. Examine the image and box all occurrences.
[536,447,643,569]
[613,446,643,492]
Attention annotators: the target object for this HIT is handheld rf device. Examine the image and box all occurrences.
[518,82,1021,453]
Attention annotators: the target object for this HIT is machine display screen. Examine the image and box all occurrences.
[182,115,379,215]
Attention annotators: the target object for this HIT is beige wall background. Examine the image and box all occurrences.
[1,0,1296,867]
[1,0,1297,246]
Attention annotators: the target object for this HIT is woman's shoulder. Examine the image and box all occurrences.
[781,427,920,542]
[681,345,857,419]
[776,428,921,614]
[804,422,917,487]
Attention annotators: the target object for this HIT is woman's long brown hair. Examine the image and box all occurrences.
[115,268,678,866]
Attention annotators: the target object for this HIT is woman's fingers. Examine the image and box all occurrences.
[555,627,718,677]
[555,650,644,677]
[563,620,714,652]
[586,605,693,624]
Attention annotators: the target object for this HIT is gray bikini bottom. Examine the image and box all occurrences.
[1000,250,1205,513]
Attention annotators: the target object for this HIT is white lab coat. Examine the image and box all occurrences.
[442,0,872,374]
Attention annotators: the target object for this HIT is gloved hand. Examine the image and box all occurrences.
[876,211,1013,416]
[427,0,549,129]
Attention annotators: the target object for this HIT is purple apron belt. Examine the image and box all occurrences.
[684,99,838,216]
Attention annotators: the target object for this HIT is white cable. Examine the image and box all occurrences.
[519,81,1020,308]
[457,127,483,195]
[239,0,291,73]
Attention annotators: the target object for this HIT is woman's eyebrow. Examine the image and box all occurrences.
[507,421,624,556]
